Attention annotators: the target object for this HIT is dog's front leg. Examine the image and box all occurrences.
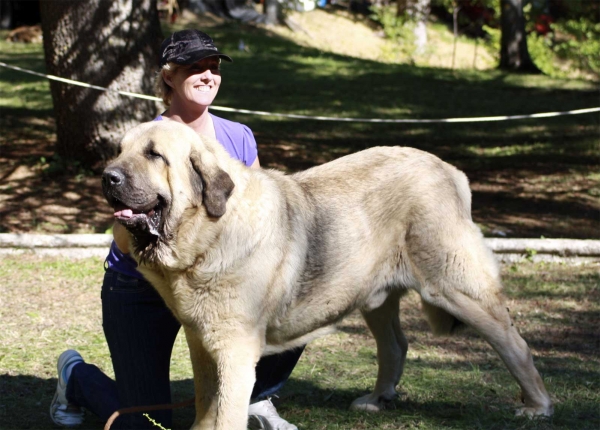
[184,327,219,430]
[185,327,261,430]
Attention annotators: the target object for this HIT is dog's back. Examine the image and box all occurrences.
[262,146,491,344]
[265,146,550,418]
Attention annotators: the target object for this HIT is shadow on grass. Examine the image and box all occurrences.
[339,318,600,360]
[280,377,597,430]
[1,22,598,236]
[2,353,598,430]
[0,374,196,430]
[0,163,112,234]
[0,109,114,233]
[210,24,599,120]
[0,374,106,429]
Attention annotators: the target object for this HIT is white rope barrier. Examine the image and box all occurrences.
[0,61,161,101]
[2,60,599,124]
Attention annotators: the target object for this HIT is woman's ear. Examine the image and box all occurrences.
[162,69,174,88]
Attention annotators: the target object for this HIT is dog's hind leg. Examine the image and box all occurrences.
[425,289,552,416]
[351,290,408,412]
[414,240,553,417]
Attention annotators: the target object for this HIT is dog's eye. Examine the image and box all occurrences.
[146,149,164,161]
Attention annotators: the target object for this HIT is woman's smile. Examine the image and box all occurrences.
[167,57,222,108]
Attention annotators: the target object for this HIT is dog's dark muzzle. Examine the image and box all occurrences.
[103,167,126,188]
[101,165,164,239]
[102,167,126,200]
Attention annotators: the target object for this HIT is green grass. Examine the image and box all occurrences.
[1,23,598,164]
[0,256,598,429]
[0,38,51,111]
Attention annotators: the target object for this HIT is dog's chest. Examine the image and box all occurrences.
[158,273,242,329]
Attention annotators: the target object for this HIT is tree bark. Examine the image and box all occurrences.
[499,0,541,73]
[412,0,429,55]
[396,0,408,17]
[263,0,281,25]
[39,0,162,170]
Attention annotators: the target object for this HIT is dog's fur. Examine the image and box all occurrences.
[103,121,553,430]
[6,25,42,43]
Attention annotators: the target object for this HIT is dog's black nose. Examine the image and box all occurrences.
[102,168,125,187]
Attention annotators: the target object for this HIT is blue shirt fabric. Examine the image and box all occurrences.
[105,114,258,279]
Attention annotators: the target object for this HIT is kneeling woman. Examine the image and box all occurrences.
[50,29,303,430]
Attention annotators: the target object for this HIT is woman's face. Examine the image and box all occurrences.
[166,57,222,108]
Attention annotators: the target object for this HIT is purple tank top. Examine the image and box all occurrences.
[105,114,258,279]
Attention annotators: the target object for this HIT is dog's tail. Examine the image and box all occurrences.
[420,300,465,336]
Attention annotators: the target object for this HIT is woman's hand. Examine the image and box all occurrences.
[113,222,130,254]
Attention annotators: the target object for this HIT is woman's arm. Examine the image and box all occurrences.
[113,222,130,254]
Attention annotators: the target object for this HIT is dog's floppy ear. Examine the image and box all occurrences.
[189,149,235,218]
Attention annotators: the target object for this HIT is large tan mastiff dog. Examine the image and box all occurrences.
[102,121,552,429]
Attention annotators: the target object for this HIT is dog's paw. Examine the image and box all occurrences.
[350,392,397,412]
[515,405,553,418]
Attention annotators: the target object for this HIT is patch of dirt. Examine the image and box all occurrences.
[0,115,111,233]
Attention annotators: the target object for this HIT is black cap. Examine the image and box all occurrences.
[159,29,232,67]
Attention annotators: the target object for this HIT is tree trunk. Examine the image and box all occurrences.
[39,0,162,170]
[396,0,407,17]
[412,0,429,55]
[263,0,281,25]
[499,0,541,73]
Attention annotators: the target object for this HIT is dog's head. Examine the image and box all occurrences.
[102,121,234,257]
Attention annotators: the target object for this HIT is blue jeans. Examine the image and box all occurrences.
[66,268,304,429]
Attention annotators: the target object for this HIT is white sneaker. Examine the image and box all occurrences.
[248,398,298,430]
[50,350,85,427]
